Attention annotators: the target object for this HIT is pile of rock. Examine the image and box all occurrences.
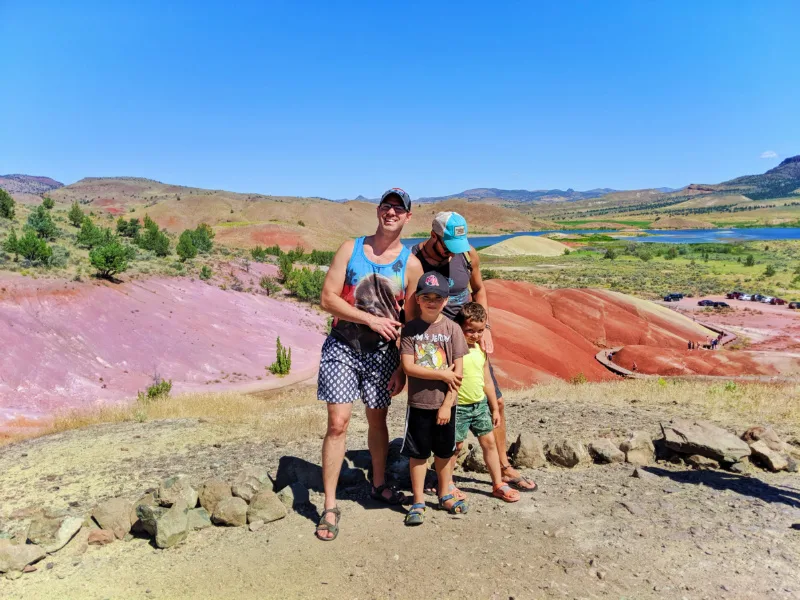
[0,466,301,579]
[454,419,800,475]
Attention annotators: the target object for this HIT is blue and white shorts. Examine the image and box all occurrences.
[317,336,400,409]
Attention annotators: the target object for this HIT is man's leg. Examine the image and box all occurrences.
[319,403,352,539]
[365,406,390,494]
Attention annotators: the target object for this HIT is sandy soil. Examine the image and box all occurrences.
[0,391,798,599]
[481,236,570,257]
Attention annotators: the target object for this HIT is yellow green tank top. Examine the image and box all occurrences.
[458,345,486,405]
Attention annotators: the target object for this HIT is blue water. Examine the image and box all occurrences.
[402,227,800,248]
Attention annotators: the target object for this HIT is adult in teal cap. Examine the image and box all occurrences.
[410,211,538,493]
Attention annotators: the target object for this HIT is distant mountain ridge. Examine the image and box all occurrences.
[686,155,800,201]
[0,174,64,195]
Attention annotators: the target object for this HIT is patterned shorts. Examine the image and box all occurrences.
[317,336,400,409]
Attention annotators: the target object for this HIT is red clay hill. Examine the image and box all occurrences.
[485,280,716,387]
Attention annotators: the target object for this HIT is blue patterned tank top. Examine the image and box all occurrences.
[330,237,410,353]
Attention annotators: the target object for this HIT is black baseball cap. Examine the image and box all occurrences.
[380,188,412,212]
[416,271,449,297]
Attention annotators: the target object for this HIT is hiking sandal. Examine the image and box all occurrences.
[492,483,521,503]
[315,507,341,541]
[501,465,538,492]
[370,483,407,505]
[404,503,426,526]
[438,493,469,515]
[426,482,467,501]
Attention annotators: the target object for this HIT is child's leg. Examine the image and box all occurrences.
[409,458,428,505]
[478,433,503,487]
[433,456,453,499]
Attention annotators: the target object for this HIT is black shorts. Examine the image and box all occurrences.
[401,406,457,460]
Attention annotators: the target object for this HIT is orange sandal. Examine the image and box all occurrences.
[492,483,521,503]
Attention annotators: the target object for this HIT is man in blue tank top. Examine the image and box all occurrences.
[315,188,423,541]
[410,212,537,493]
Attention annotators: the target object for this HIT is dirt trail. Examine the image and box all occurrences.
[1,392,799,599]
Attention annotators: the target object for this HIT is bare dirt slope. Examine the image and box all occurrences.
[0,386,798,599]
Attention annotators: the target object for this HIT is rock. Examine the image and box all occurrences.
[787,457,799,473]
[742,426,785,453]
[749,440,788,472]
[92,498,133,540]
[154,506,190,549]
[620,501,645,516]
[661,419,751,463]
[588,439,625,464]
[130,493,157,534]
[620,432,655,466]
[631,467,656,480]
[249,520,265,532]
[686,454,720,469]
[463,445,488,473]
[232,467,271,503]
[247,490,288,524]
[59,527,90,557]
[547,439,590,468]
[158,474,198,510]
[509,433,547,468]
[87,530,116,546]
[135,505,168,537]
[0,539,46,573]
[187,508,212,530]
[277,483,310,510]
[212,497,248,527]
[198,479,232,514]
[27,515,83,554]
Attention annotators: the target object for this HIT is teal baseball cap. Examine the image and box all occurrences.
[432,211,470,254]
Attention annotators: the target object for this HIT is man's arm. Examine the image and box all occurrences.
[467,247,495,353]
[320,239,401,340]
[403,254,423,322]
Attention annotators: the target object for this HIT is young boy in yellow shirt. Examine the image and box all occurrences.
[452,302,520,502]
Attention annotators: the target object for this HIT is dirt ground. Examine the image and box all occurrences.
[1,387,799,600]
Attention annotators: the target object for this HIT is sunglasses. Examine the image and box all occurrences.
[378,202,408,215]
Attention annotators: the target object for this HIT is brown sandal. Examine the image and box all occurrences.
[501,465,538,492]
[315,507,341,541]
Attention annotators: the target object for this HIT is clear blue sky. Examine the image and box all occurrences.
[1,1,798,199]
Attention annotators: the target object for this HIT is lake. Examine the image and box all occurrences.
[402,227,800,248]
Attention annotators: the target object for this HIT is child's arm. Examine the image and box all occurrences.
[483,355,501,427]
[401,355,462,389]
[437,357,463,425]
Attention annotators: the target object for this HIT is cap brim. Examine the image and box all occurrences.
[444,237,470,253]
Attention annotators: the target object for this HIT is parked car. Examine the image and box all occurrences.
[760,296,774,304]
[752,294,765,302]
[663,293,684,302]
[740,294,753,301]
[726,291,744,299]
[698,300,716,306]
[771,297,786,305]
[714,301,730,308]
[788,301,799,309]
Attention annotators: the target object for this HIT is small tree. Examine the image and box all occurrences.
[0,188,15,219]
[176,230,197,261]
[279,254,294,282]
[42,196,55,210]
[604,248,617,260]
[260,275,280,295]
[116,217,129,236]
[199,265,213,280]
[17,229,52,264]
[745,254,755,267]
[190,223,215,253]
[126,218,141,238]
[268,337,292,375]
[90,241,130,278]
[251,246,268,262]
[764,264,777,277]
[68,201,84,227]
[77,217,105,249]
[27,205,57,240]
[3,229,19,260]
[665,246,678,260]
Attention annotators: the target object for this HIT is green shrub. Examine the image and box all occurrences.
[285,267,325,303]
[17,229,52,264]
[116,217,129,236]
[665,246,678,260]
[176,230,198,261]
[279,254,294,282]
[125,218,141,238]
[90,241,130,278]
[306,249,335,266]
[251,246,268,262]
[137,216,171,256]
[199,265,213,280]
[563,248,571,256]
[77,218,113,249]
[298,220,305,227]
[286,245,305,262]
[764,264,776,277]
[569,372,587,385]
[604,248,617,260]
[268,337,292,375]
[68,201,84,227]
[42,196,55,210]
[265,244,282,256]
[481,268,499,280]
[260,275,281,295]
[27,205,58,240]
[0,188,15,219]
[745,254,755,267]
[137,379,172,404]
[191,223,215,253]
[3,229,19,260]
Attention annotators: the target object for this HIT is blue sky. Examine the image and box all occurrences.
[1,1,798,199]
